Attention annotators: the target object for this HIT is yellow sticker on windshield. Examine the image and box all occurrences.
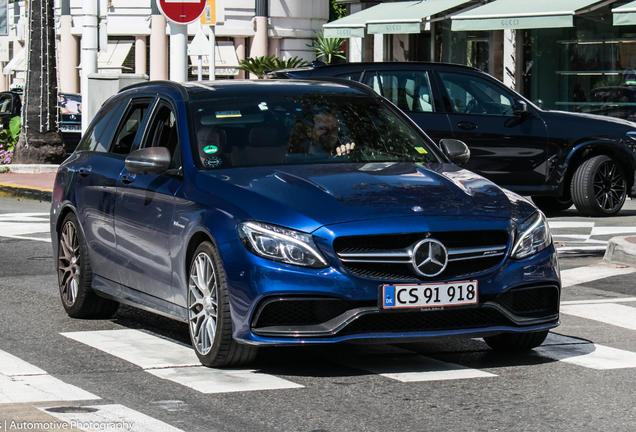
[216,111,242,118]
[414,147,428,154]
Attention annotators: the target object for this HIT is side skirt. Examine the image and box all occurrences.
[92,275,188,322]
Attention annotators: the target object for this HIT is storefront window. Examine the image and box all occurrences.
[525,5,636,121]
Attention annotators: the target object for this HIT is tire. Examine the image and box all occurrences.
[187,242,258,368]
[57,213,119,319]
[483,330,549,352]
[571,155,627,217]
[531,195,573,214]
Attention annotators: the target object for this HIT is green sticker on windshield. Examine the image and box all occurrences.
[414,147,428,154]
[203,145,219,154]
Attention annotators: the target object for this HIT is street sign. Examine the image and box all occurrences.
[200,0,215,26]
[188,28,209,56]
[158,0,206,25]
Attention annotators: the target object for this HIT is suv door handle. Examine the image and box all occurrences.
[121,174,136,184]
[457,121,477,130]
[78,166,92,177]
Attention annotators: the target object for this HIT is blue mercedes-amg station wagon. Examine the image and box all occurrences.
[51,80,560,367]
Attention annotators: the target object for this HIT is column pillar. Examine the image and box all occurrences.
[373,34,383,62]
[235,37,245,79]
[135,36,147,75]
[503,29,516,90]
[168,22,187,82]
[60,15,80,93]
[251,0,268,58]
[150,1,168,80]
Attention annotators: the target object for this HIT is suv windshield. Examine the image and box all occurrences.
[191,94,440,169]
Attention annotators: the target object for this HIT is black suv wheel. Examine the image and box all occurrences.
[571,155,627,217]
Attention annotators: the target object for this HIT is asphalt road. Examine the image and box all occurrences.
[1,196,635,432]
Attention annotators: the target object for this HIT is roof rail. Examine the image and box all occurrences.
[311,61,327,68]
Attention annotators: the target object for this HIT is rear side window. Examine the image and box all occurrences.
[111,101,151,155]
[0,94,12,114]
[362,71,436,113]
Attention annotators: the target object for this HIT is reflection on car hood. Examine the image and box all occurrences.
[195,163,536,232]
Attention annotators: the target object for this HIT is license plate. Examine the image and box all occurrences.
[382,281,478,309]
[60,125,81,132]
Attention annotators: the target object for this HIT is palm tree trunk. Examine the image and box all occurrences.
[14,0,66,164]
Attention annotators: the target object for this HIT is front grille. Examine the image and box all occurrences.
[333,230,509,282]
[339,307,511,335]
[253,299,375,328]
[497,286,560,318]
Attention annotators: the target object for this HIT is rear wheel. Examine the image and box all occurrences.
[571,155,627,216]
[188,242,258,367]
[531,195,573,214]
[57,213,119,318]
[483,330,549,352]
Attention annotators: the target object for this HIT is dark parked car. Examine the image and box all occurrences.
[0,91,22,129]
[59,93,82,154]
[0,90,81,153]
[269,62,636,217]
[51,80,560,368]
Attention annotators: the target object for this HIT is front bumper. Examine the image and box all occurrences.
[219,236,560,346]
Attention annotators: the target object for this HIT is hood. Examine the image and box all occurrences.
[195,163,536,233]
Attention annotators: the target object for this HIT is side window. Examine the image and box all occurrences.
[111,101,151,155]
[439,72,515,117]
[143,103,181,169]
[0,94,12,114]
[335,72,362,81]
[362,71,436,113]
[77,102,119,153]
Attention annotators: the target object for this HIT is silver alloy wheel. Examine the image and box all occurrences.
[188,252,218,355]
[58,220,81,307]
[593,160,626,212]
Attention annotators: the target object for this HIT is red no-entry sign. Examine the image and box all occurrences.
[158,0,207,25]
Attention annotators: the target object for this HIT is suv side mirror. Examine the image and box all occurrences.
[514,100,529,116]
[125,147,172,175]
[440,139,470,166]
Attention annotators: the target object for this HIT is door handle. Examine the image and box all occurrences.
[78,166,92,177]
[457,121,477,130]
[121,174,136,184]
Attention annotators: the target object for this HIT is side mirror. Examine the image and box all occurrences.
[125,147,172,175]
[440,139,470,166]
[514,100,529,116]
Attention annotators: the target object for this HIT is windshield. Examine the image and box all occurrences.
[190,94,441,170]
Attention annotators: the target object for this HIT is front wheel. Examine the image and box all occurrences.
[571,155,627,216]
[483,330,549,352]
[188,242,258,367]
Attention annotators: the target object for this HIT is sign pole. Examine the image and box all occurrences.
[168,22,187,82]
[208,25,215,82]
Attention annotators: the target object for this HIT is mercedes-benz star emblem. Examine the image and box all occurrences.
[411,239,448,277]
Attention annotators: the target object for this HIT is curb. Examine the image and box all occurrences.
[604,236,636,267]
[0,182,52,202]
[3,164,60,174]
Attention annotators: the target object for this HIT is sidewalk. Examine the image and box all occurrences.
[0,165,58,202]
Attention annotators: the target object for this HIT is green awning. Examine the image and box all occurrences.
[323,2,417,38]
[451,0,606,31]
[366,0,473,35]
[613,1,636,26]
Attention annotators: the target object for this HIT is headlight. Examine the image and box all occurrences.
[511,211,552,259]
[238,221,329,268]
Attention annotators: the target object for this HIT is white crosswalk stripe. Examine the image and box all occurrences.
[61,329,304,394]
[548,221,636,253]
[560,264,636,287]
[561,303,636,331]
[0,348,185,430]
[320,345,496,382]
[533,334,636,370]
[0,212,50,242]
[0,349,100,404]
[41,404,185,432]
